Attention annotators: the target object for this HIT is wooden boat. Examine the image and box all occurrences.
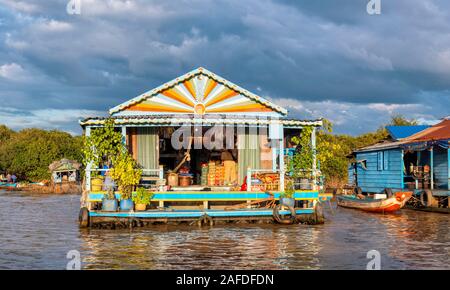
[0,182,17,189]
[337,191,412,213]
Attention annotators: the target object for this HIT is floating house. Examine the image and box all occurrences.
[349,119,450,207]
[79,67,324,227]
[49,159,81,184]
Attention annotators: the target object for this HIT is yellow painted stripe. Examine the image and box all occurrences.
[205,89,239,107]
[204,79,217,99]
[126,103,192,113]
[162,89,195,107]
[207,103,272,113]
[183,80,196,100]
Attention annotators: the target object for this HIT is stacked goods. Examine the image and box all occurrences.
[260,173,280,191]
[207,162,216,186]
[215,165,224,186]
[200,163,208,186]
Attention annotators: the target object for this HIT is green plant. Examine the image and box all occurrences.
[290,126,314,179]
[132,187,154,205]
[104,189,116,200]
[110,149,142,200]
[81,118,123,170]
[281,180,295,198]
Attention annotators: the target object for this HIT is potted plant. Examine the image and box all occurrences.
[102,189,118,211]
[110,150,142,212]
[133,187,154,211]
[280,180,295,207]
[82,119,123,192]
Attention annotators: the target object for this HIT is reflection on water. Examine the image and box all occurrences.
[0,190,448,269]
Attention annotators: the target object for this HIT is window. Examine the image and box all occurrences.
[377,151,383,171]
[377,151,389,171]
[383,151,389,170]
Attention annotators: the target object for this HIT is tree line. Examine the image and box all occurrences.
[0,115,416,185]
[0,125,82,181]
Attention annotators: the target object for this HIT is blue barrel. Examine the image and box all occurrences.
[280,197,295,208]
[120,199,134,211]
[102,199,118,211]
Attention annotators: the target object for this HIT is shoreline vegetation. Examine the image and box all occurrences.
[0,115,418,194]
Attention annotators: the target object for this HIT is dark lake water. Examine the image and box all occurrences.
[0,190,448,270]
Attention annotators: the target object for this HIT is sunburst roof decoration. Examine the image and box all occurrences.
[109,67,288,116]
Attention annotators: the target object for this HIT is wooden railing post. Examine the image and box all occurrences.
[247,167,251,192]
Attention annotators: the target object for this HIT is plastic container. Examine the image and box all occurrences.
[119,199,134,211]
[102,199,118,211]
[167,173,179,186]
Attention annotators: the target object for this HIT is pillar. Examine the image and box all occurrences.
[121,126,127,145]
[279,124,285,192]
[430,147,434,190]
[85,126,92,191]
[311,127,317,190]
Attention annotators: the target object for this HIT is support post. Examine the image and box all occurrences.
[311,127,317,190]
[430,147,434,190]
[203,201,209,210]
[121,126,127,145]
[416,151,421,190]
[447,149,450,191]
[279,124,285,192]
[247,167,251,192]
[159,165,164,191]
[85,126,92,192]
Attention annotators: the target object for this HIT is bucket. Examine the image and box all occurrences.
[280,197,295,207]
[91,177,103,191]
[179,176,192,187]
[119,199,134,211]
[135,203,147,211]
[167,173,179,186]
[102,199,118,211]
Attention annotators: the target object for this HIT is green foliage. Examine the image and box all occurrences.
[0,126,82,181]
[315,114,417,187]
[281,180,294,198]
[110,149,143,200]
[389,114,418,126]
[0,125,15,144]
[290,126,314,178]
[132,187,154,205]
[81,118,123,169]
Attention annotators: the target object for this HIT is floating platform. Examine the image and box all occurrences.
[85,208,322,229]
[81,190,325,228]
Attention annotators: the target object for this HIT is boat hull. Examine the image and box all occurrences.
[337,192,412,213]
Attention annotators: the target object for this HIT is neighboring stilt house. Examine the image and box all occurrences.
[349,119,450,206]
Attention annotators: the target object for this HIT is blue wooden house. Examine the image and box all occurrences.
[349,120,449,203]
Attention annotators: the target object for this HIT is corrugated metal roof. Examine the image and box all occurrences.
[404,119,450,142]
[386,125,430,140]
[353,140,407,153]
[354,120,450,153]
[79,115,323,127]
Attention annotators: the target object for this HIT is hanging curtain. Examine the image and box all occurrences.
[136,127,159,170]
[238,127,261,183]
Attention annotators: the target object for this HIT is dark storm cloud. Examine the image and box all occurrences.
[0,0,448,134]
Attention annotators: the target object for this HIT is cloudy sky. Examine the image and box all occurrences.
[0,0,449,135]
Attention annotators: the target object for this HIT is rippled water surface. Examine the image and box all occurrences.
[0,190,448,269]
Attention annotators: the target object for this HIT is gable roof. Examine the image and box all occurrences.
[386,125,430,140]
[404,119,450,142]
[354,120,450,153]
[109,67,288,116]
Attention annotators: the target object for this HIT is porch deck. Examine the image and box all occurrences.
[89,208,315,218]
[87,190,319,202]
